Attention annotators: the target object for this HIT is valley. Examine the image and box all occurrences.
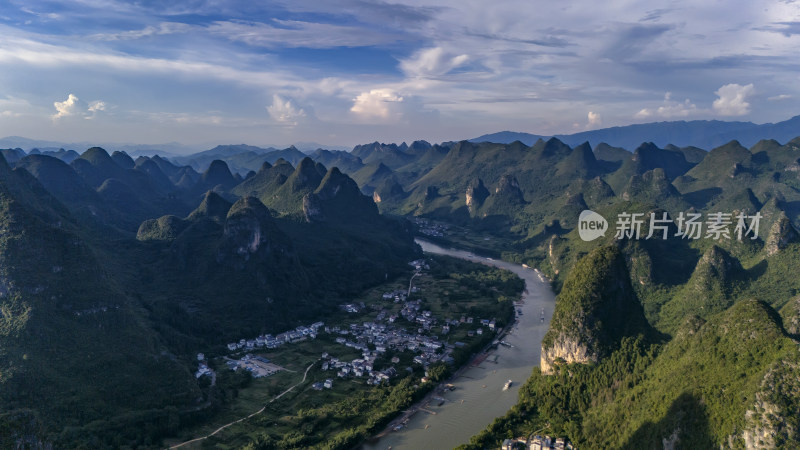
[163,252,520,449]
[2,130,800,448]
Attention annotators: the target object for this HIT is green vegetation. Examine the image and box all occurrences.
[328,135,800,447]
[0,148,423,446]
[463,300,800,449]
[163,254,519,449]
[4,131,800,447]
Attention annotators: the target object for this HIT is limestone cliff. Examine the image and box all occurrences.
[217,196,280,266]
[764,212,799,256]
[738,358,800,448]
[465,178,489,214]
[372,176,405,205]
[540,245,649,374]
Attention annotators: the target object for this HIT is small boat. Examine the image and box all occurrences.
[503,379,513,391]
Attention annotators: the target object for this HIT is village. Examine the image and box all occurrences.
[194,258,501,388]
[502,436,575,450]
[413,217,449,238]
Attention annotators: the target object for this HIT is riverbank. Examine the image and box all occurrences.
[361,240,556,450]
[370,314,519,442]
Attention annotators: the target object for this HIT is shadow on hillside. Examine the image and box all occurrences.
[621,392,715,450]
[682,187,722,209]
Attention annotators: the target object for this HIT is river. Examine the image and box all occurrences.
[362,239,556,450]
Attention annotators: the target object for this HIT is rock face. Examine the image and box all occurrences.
[781,296,800,336]
[739,358,800,448]
[494,174,524,199]
[625,240,654,287]
[540,334,599,375]
[372,177,405,204]
[218,197,275,263]
[424,185,439,200]
[540,245,649,374]
[302,192,324,222]
[764,212,799,256]
[465,178,489,214]
[547,235,562,275]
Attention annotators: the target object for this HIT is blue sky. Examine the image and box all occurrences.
[0,0,798,150]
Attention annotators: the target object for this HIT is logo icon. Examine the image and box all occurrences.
[579,210,608,241]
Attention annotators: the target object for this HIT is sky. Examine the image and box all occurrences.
[0,0,799,150]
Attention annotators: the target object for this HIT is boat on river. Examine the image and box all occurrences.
[503,380,513,391]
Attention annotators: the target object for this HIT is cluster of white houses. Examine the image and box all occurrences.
[226,321,326,352]
[502,436,574,450]
[319,309,498,384]
[208,258,499,386]
[321,351,401,386]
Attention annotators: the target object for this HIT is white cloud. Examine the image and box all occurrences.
[20,7,60,20]
[267,95,306,126]
[88,100,106,113]
[52,94,105,119]
[0,95,39,118]
[635,92,698,119]
[53,93,83,119]
[0,35,284,88]
[208,20,401,49]
[144,111,226,126]
[712,83,754,116]
[90,22,194,41]
[350,89,404,120]
[768,94,792,101]
[399,47,469,78]
[587,111,602,127]
[2,0,798,144]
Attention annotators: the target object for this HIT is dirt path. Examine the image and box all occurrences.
[169,360,317,449]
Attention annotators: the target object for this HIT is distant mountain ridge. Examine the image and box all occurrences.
[471,115,800,150]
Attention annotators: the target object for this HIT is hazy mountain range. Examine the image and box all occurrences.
[471,115,800,150]
[4,114,799,162]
